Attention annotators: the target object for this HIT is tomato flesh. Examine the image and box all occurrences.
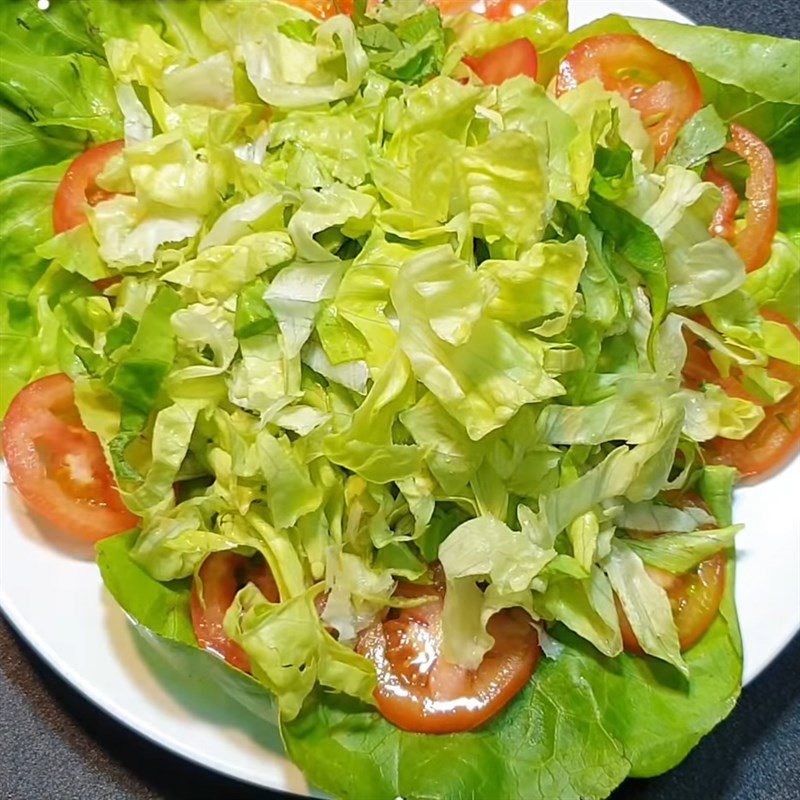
[53,140,125,234]
[619,553,727,653]
[705,165,740,242]
[556,34,702,161]
[356,578,540,733]
[684,314,800,481]
[725,124,778,272]
[619,494,726,653]
[279,0,354,17]
[463,38,538,85]
[483,0,546,18]
[190,552,280,672]
[432,0,544,16]
[2,374,138,541]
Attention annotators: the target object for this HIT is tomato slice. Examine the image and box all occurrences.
[682,324,754,402]
[724,124,778,273]
[278,0,354,16]
[432,0,544,16]
[684,313,800,480]
[463,38,538,85]
[618,494,727,653]
[483,0,546,18]
[2,374,139,541]
[356,576,540,733]
[190,552,280,672]
[619,553,727,654]
[53,141,125,234]
[556,34,702,161]
[705,165,740,242]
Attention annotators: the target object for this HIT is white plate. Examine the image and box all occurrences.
[2,2,799,796]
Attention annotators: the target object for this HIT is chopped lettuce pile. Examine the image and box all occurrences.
[2,1,799,798]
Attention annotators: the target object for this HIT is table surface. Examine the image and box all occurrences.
[2,1,799,799]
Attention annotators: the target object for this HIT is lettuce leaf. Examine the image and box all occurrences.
[0,160,68,413]
[392,246,564,440]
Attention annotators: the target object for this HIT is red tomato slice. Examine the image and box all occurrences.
[618,494,726,653]
[556,34,702,161]
[704,392,800,481]
[702,312,800,480]
[705,165,740,242]
[463,38,538,85]
[483,0,546,18]
[725,124,778,273]
[2,374,138,541]
[53,141,125,234]
[432,0,544,16]
[278,0,354,17]
[190,552,280,672]
[682,324,754,402]
[356,576,540,733]
[684,313,800,481]
[619,553,727,654]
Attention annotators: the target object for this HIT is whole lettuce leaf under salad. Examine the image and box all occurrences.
[1,0,799,797]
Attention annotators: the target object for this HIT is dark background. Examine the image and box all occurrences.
[1,1,799,798]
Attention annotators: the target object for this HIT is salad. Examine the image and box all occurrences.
[1,0,799,797]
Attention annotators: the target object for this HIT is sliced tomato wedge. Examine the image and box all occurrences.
[682,324,753,401]
[430,1,540,85]
[684,313,800,481]
[483,0,546,18]
[279,0,354,16]
[356,575,540,733]
[704,390,800,481]
[2,374,139,541]
[618,493,727,653]
[53,140,125,234]
[705,165,740,242]
[463,38,538,85]
[619,553,727,654]
[190,552,280,672]
[556,34,702,161]
[432,0,545,16]
[723,124,778,272]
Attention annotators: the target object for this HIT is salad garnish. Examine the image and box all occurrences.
[1,1,798,798]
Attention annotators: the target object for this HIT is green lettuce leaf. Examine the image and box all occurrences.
[324,350,423,483]
[0,105,82,180]
[226,583,376,721]
[605,541,686,675]
[240,11,369,109]
[283,651,629,800]
[0,160,68,413]
[624,526,741,574]
[391,246,564,440]
[461,129,549,248]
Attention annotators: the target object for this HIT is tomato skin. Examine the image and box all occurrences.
[684,313,800,481]
[53,141,125,234]
[356,578,540,734]
[463,38,538,85]
[705,165,740,242]
[2,374,138,541]
[556,34,702,161]
[725,124,778,273]
[190,553,280,672]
